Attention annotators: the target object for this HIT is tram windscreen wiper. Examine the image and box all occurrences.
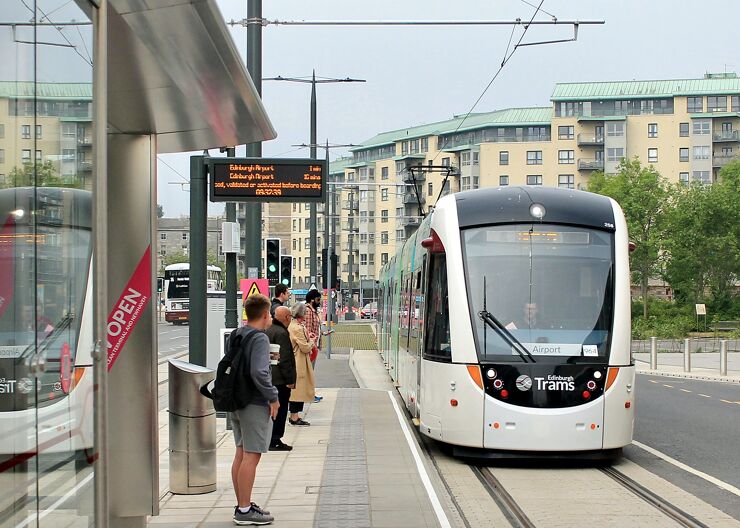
[478,309,536,363]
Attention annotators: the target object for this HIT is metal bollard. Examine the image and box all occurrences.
[683,338,691,372]
[720,340,728,376]
[650,337,658,370]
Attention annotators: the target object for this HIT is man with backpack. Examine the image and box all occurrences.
[228,294,279,525]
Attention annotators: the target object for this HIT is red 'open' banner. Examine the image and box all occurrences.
[107,246,151,371]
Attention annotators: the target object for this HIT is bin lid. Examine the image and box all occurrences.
[168,358,215,417]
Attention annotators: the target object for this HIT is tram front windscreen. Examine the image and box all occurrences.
[463,224,614,363]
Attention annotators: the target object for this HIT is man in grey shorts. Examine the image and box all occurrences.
[230,294,279,525]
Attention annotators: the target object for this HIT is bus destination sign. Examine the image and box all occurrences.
[209,157,326,202]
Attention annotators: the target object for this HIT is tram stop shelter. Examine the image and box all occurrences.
[94,0,274,526]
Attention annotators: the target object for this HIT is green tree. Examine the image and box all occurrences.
[664,162,739,311]
[589,158,672,317]
[161,250,222,273]
[3,161,76,189]
[157,204,164,218]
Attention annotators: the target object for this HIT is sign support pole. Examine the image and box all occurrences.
[189,154,208,367]
[224,147,238,329]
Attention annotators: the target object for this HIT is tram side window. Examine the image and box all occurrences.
[423,254,451,361]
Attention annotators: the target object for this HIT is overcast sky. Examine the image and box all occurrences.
[5,1,739,216]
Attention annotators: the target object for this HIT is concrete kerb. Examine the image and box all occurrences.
[635,363,740,384]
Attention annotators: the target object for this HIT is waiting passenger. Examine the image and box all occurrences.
[265,306,296,451]
[287,302,316,426]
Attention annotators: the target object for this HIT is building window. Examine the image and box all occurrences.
[428,182,433,196]
[21,149,31,162]
[292,239,297,251]
[692,171,711,184]
[21,124,31,139]
[499,151,509,165]
[732,96,740,112]
[693,146,709,160]
[0,124,4,138]
[0,149,4,163]
[381,231,389,244]
[679,148,689,162]
[304,218,310,230]
[441,157,450,167]
[647,148,658,163]
[381,253,389,265]
[526,151,542,165]
[461,151,471,166]
[421,137,428,152]
[461,176,471,191]
[558,125,574,140]
[396,229,405,241]
[35,150,42,161]
[35,124,42,139]
[707,96,727,112]
[687,96,703,113]
[606,122,624,137]
[401,141,408,155]
[304,238,310,249]
[381,166,389,180]
[292,203,297,212]
[558,174,574,189]
[607,147,625,162]
[499,175,509,186]
[679,122,689,137]
[381,209,389,223]
[381,188,388,201]
[679,172,689,186]
[526,175,542,186]
[472,152,479,165]
[648,123,658,138]
[558,150,574,164]
[410,139,419,154]
[693,121,710,135]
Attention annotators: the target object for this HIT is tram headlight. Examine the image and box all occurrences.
[529,203,546,220]
[11,208,25,219]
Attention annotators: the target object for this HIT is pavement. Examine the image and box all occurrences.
[150,346,446,527]
[634,352,740,383]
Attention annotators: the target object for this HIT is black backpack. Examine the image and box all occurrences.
[200,327,255,412]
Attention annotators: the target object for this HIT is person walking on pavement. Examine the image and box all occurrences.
[265,306,295,451]
[270,283,290,317]
[230,294,279,526]
[304,289,324,403]
[288,302,316,426]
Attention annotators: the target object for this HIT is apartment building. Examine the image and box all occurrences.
[317,73,740,288]
[0,82,93,189]
[157,216,223,273]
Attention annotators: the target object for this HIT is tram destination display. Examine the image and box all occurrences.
[209,157,326,202]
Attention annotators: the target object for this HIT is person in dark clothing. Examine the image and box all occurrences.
[265,305,295,451]
[270,283,290,317]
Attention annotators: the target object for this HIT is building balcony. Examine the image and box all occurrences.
[77,137,93,147]
[578,159,604,171]
[403,192,425,205]
[712,154,737,168]
[576,134,604,146]
[403,170,425,183]
[713,130,740,142]
[77,161,93,172]
[401,216,421,227]
[341,200,358,211]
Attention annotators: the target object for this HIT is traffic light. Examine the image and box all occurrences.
[265,238,280,285]
[322,249,339,289]
[157,277,164,293]
[280,256,293,288]
[330,253,338,288]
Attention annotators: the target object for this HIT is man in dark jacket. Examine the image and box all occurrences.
[270,283,290,317]
[265,305,296,451]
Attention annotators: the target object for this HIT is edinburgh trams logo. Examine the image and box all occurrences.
[515,375,532,391]
[534,375,575,391]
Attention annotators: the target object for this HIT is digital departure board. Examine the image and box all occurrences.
[209,158,326,202]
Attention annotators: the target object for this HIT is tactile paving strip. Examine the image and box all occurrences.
[314,389,371,528]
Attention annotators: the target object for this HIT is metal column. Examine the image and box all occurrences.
[224,148,238,329]
[189,156,207,367]
[683,338,692,372]
[244,0,262,278]
[720,340,728,376]
[650,337,657,370]
[309,73,318,285]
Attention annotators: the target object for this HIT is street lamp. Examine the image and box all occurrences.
[264,72,365,288]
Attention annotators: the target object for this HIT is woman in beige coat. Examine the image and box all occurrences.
[288,302,316,426]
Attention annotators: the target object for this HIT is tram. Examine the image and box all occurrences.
[378,186,634,457]
[0,187,94,464]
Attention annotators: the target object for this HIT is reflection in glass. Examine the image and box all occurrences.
[0,1,94,525]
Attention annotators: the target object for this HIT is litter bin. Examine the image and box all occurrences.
[168,359,217,494]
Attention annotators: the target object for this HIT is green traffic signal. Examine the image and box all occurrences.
[281,278,289,285]
[268,264,277,272]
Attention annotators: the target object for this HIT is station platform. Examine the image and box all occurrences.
[151,350,449,528]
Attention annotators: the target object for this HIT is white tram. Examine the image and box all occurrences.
[378,186,635,457]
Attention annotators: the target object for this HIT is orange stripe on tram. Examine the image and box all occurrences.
[605,367,620,391]
[467,365,483,389]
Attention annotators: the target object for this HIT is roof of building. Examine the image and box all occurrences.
[329,156,354,174]
[0,81,93,100]
[351,107,552,152]
[552,73,740,101]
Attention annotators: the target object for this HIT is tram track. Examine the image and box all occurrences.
[472,466,536,528]
[600,466,711,528]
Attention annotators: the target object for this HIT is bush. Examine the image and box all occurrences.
[631,300,696,339]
